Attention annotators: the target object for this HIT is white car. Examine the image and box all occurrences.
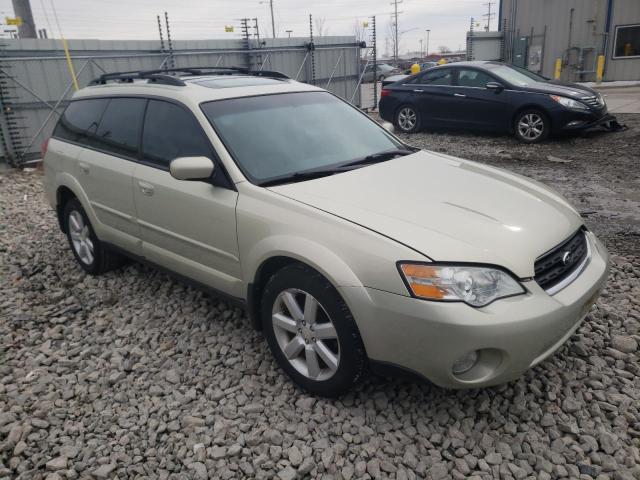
[43,67,609,397]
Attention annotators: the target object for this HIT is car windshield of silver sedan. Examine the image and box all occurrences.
[201,91,404,185]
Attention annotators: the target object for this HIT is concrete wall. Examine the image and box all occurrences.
[500,0,640,82]
[0,36,362,164]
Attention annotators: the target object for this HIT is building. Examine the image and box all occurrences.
[499,0,640,82]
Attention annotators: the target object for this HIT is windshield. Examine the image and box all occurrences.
[485,64,547,86]
[201,92,402,184]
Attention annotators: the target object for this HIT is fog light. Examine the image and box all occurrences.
[452,351,479,375]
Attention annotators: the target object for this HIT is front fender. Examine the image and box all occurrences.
[244,234,363,289]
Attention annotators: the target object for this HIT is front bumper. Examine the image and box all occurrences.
[555,108,617,133]
[340,231,609,389]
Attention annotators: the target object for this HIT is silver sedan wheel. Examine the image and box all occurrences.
[517,113,544,140]
[271,288,340,381]
[398,107,417,131]
[68,210,94,265]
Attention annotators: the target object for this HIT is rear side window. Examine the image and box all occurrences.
[141,100,211,167]
[418,68,452,86]
[53,98,108,143]
[92,98,146,158]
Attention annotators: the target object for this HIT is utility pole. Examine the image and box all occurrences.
[419,38,423,58]
[390,0,402,66]
[260,0,276,38]
[11,0,37,38]
[483,2,495,31]
[426,29,430,57]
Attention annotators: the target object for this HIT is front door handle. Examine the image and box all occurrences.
[78,162,90,174]
[453,93,466,97]
[138,181,154,196]
[413,89,424,93]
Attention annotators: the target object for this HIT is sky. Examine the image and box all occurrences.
[1,0,497,56]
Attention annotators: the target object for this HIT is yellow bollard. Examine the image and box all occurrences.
[410,63,421,75]
[596,55,605,84]
[554,58,562,80]
[62,37,80,91]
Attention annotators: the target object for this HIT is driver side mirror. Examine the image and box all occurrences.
[486,81,504,92]
[169,156,215,181]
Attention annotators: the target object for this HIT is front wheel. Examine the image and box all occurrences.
[514,109,549,143]
[395,105,421,133]
[261,264,367,397]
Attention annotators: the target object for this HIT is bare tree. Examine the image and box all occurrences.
[314,17,328,36]
[438,45,452,53]
[386,19,401,64]
[353,19,367,44]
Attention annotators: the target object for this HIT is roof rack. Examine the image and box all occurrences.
[89,66,290,87]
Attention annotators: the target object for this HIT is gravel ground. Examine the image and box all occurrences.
[1,117,639,480]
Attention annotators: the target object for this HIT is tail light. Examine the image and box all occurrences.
[381,89,390,98]
[41,137,50,159]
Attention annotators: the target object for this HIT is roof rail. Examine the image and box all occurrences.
[88,66,290,87]
[89,71,186,86]
[143,66,290,79]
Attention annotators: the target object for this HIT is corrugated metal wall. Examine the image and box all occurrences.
[500,0,640,82]
[0,36,362,164]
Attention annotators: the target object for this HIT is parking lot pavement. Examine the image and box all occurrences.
[360,82,640,114]
[1,118,639,479]
[598,86,640,114]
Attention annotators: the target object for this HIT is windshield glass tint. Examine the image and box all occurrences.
[201,92,400,183]
[486,64,545,86]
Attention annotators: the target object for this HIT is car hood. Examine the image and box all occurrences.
[522,80,598,99]
[268,151,583,277]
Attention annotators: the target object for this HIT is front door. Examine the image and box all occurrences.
[132,99,242,297]
[449,68,512,131]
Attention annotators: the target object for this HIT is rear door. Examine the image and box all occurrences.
[133,99,242,296]
[73,97,145,254]
[449,68,512,130]
[408,68,455,126]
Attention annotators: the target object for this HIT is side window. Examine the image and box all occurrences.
[457,69,494,88]
[141,100,212,167]
[93,98,146,157]
[419,68,452,86]
[53,99,108,143]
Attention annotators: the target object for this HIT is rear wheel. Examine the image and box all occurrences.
[261,264,367,397]
[395,105,421,133]
[63,198,124,274]
[514,109,549,143]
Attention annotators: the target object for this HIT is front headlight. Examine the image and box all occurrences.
[550,95,589,111]
[398,263,525,307]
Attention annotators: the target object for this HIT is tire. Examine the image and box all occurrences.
[63,198,124,274]
[261,263,367,397]
[514,109,550,143]
[395,105,421,133]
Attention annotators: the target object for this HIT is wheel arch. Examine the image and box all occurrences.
[54,173,98,235]
[244,237,364,330]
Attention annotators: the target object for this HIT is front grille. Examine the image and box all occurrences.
[534,229,588,292]
[581,95,604,108]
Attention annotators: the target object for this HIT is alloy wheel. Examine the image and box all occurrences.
[398,107,417,131]
[68,210,94,265]
[517,113,544,140]
[271,288,340,381]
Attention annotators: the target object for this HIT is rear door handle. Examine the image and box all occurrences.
[138,181,154,196]
[78,162,90,174]
[413,89,424,93]
[453,93,466,97]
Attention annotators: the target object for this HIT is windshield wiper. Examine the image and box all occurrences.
[260,167,352,187]
[342,148,414,168]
